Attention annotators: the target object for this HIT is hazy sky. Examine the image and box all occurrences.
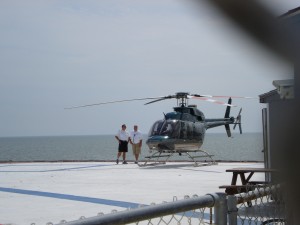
[0,0,298,137]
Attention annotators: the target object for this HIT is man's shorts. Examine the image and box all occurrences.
[132,143,141,155]
[118,140,128,152]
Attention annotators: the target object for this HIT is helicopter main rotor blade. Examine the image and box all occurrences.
[191,94,257,99]
[144,98,166,105]
[66,92,252,109]
[65,97,161,109]
[205,95,257,99]
[187,95,236,107]
[144,95,175,105]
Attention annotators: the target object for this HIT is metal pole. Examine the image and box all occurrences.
[227,195,238,225]
[208,193,227,225]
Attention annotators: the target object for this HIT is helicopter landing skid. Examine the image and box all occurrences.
[140,149,217,167]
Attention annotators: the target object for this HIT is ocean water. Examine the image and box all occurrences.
[0,133,264,162]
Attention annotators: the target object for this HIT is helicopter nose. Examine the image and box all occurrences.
[146,136,174,150]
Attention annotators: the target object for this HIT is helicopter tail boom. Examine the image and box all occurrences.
[205,98,241,137]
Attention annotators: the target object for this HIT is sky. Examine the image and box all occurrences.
[0,0,298,137]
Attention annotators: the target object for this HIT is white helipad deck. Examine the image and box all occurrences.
[0,161,264,225]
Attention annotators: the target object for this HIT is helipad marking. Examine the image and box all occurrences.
[0,187,141,208]
[0,187,211,220]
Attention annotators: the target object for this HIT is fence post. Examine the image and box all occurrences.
[227,195,237,225]
[208,192,227,225]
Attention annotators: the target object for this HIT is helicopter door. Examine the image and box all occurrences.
[160,120,180,138]
[179,122,196,140]
[179,122,187,139]
[187,122,194,140]
[161,123,171,135]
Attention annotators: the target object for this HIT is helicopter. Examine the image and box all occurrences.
[144,92,242,152]
[66,92,243,155]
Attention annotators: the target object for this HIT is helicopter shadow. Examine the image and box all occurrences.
[138,162,210,170]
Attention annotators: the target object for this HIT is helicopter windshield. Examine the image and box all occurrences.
[148,120,180,138]
[165,112,181,120]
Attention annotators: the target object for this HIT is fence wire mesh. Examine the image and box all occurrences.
[130,206,212,225]
[51,185,286,225]
[54,194,216,225]
[234,184,285,225]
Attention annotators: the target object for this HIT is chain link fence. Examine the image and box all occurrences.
[228,184,285,225]
[49,184,285,225]
[53,193,227,225]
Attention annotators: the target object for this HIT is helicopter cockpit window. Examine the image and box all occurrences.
[161,123,172,135]
[160,121,179,138]
[148,120,180,138]
[148,120,164,136]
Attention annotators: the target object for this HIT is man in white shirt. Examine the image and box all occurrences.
[115,124,130,164]
[129,125,143,164]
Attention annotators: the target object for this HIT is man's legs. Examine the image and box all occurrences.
[135,153,139,161]
[116,152,122,164]
[133,144,140,163]
[117,152,122,158]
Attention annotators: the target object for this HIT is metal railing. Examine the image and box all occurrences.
[52,184,285,225]
[54,193,227,225]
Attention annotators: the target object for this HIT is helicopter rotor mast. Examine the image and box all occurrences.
[175,92,189,107]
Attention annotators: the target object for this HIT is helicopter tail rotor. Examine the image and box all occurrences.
[233,108,243,134]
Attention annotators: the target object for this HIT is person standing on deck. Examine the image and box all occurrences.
[115,124,130,164]
[129,125,143,164]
